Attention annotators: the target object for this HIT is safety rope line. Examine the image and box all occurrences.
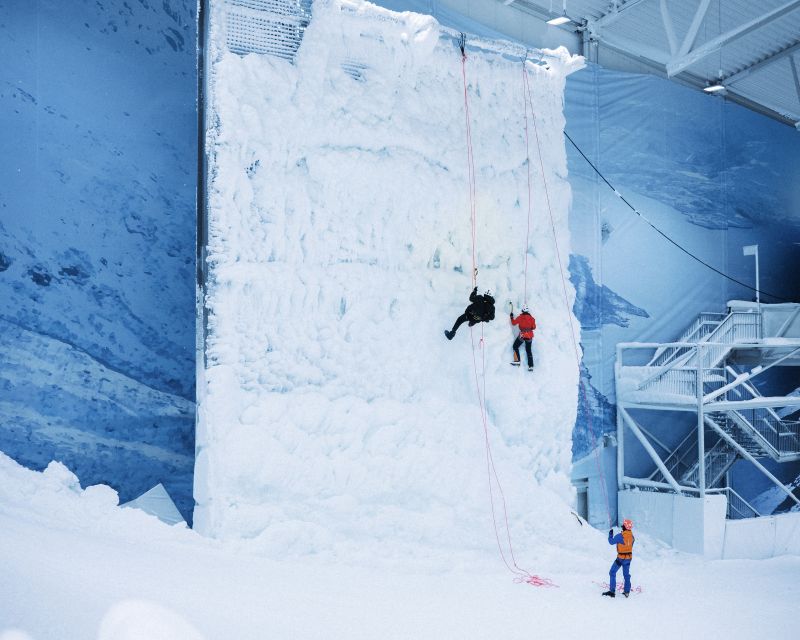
[461,38,556,588]
[460,35,478,288]
[521,62,534,307]
[563,130,789,302]
[468,324,556,587]
[524,65,613,528]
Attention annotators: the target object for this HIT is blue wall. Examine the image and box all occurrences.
[566,63,800,503]
[0,0,197,519]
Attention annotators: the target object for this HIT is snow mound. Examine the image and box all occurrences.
[197,0,590,566]
[0,452,193,545]
[98,600,205,640]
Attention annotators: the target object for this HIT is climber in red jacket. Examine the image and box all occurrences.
[510,306,536,371]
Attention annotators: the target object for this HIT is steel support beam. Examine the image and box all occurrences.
[659,0,678,56]
[617,348,625,495]
[697,351,706,497]
[724,40,800,85]
[775,305,800,338]
[621,476,697,492]
[675,0,712,59]
[705,416,800,506]
[703,348,800,403]
[708,397,800,411]
[593,0,654,29]
[667,0,800,77]
[791,54,800,104]
[620,407,684,494]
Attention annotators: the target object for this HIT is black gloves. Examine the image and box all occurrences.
[609,528,614,537]
[510,312,514,319]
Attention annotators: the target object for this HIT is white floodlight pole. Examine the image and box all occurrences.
[743,244,761,336]
[696,345,705,500]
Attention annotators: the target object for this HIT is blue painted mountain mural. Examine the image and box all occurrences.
[0,0,197,520]
[569,254,649,331]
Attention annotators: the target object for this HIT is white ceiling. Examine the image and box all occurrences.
[500,0,800,128]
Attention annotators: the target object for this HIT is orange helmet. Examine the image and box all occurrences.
[623,519,633,530]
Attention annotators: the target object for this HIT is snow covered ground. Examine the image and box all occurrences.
[2,454,798,639]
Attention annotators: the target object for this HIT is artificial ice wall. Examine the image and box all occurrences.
[196,0,590,563]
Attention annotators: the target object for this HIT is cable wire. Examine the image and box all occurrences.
[563,130,789,302]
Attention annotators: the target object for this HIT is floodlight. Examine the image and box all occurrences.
[703,83,725,93]
[547,15,571,25]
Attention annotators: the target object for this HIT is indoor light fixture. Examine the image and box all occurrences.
[547,0,571,26]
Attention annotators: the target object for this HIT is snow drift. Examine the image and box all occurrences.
[197,0,587,565]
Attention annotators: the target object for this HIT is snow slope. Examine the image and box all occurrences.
[197,0,588,564]
[2,453,799,640]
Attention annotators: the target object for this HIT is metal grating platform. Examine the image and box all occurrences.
[224,0,312,60]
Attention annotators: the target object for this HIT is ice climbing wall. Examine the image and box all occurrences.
[197,0,589,564]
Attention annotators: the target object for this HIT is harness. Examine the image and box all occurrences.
[616,530,634,560]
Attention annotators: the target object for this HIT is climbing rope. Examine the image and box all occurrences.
[521,61,534,308]
[460,37,556,588]
[563,130,789,303]
[459,34,478,289]
[523,63,613,528]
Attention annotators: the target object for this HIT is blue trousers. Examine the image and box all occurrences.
[609,558,631,593]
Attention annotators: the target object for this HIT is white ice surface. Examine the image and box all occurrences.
[197,0,588,567]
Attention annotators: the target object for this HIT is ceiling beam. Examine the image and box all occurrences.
[659,0,678,56]
[730,83,800,123]
[596,32,670,65]
[667,0,800,77]
[790,54,800,106]
[593,0,655,29]
[723,40,800,85]
[675,0,712,59]
[591,33,800,127]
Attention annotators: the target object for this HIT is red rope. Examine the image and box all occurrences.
[460,49,478,288]
[523,64,612,527]
[461,47,556,588]
[469,325,556,587]
[521,64,534,307]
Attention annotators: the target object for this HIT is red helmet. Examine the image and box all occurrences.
[622,519,634,530]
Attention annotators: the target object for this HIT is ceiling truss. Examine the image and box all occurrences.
[498,0,800,128]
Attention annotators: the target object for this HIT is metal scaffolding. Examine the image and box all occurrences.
[615,301,800,519]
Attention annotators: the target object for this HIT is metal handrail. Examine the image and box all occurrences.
[706,487,761,519]
[736,409,800,455]
[649,428,696,482]
[647,313,725,367]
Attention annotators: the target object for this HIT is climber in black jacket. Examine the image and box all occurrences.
[444,287,496,340]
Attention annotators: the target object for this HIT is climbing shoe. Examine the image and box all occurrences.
[602,591,615,598]
[528,366,534,371]
[444,330,454,341]
[623,592,630,598]
[510,361,521,366]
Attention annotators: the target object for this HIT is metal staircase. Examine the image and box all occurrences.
[616,301,800,518]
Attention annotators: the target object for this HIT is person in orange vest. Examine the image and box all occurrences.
[602,518,635,598]
[509,306,536,370]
